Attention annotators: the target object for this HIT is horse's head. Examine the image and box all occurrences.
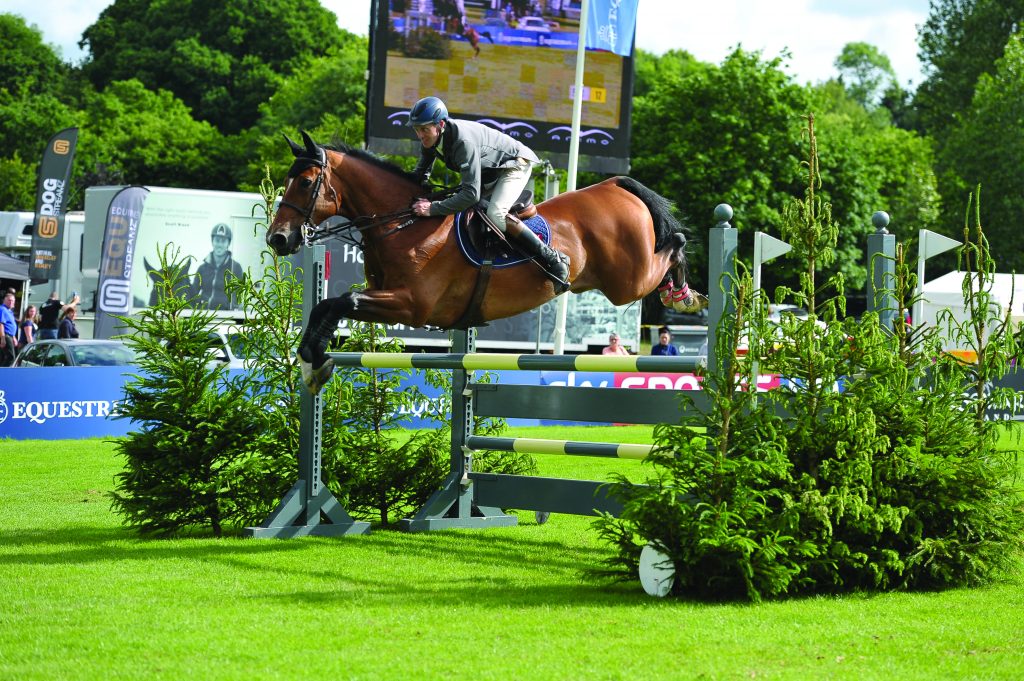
[267,130,340,256]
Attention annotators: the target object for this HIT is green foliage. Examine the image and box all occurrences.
[76,79,227,190]
[631,47,940,304]
[79,0,348,134]
[833,41,897,109]
[630,48,808,294]
[940,32,1024,273]
[914,0,1024,139]
[0,13,72,96]
[595,119,1024,600]
[807,86,941,273]
[401,28,452,60]
[110,245,289,537]
[324,321,450,526]
[237,41,368,190]
[324,322,532,526]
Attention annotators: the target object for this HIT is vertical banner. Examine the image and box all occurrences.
[94,186,149,339]
[29,127,79,280]
[584,0,639,57]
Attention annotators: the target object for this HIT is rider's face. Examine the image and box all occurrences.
[413,122,443,148]
[212,236,230,258]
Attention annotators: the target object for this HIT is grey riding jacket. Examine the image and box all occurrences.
[413,118,540,216]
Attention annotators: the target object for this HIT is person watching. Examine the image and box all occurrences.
[58,306,80,339]
[650,327,680,356]
[1,292,17,365]
[19,305,37,347]
[602,332,630,355]
[38,290,79,340]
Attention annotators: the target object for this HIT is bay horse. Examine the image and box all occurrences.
[447,16,493,58]
[267,131,707,393]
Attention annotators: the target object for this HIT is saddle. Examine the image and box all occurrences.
[450,189,543,330]
[460,189,538,257]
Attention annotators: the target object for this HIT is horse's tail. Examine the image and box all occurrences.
[481,30,494,43]
[614,176,685,253]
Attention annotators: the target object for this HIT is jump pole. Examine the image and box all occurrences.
[245,244,370,538]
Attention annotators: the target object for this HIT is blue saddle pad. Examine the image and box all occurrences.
[455,211,551,268]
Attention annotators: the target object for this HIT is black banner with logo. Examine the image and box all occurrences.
[29,127,79,280]
[93,186,149,339]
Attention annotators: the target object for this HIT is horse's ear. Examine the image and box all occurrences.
[300,129,318,154]
[283,133,304,157]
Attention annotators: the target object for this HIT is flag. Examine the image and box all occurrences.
[29,127,79,280]
[93,186,149,339]
[584,0,639,57]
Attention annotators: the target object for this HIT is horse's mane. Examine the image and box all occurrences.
[325,141,422,186]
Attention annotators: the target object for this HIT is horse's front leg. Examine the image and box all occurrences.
[297,289,420,394]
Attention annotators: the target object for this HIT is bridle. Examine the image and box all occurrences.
[277,145,455,249]
[278,147,340,246]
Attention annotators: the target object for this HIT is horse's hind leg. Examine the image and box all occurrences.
[658,232,708,314]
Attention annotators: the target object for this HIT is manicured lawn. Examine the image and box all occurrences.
[1,430,1022,680]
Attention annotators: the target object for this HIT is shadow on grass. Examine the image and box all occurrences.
[0,523,648,606]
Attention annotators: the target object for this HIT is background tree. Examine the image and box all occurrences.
[237,40,369,190]
[941,31,1024,272]
[75,79,227,191]
[834,41,898,109]
[0,14,78,209]
[629,48,808,295]
[914,0,1024,139]
[79,0,348,134]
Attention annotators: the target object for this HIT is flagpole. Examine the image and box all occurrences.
[552,0,591,355]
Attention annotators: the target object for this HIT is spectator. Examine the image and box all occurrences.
[58,306,80,339]
[19,305,37,347]
[0,291,17,365]
[38,290,79,340]
[602,332,629,355]
[650,326,679,356]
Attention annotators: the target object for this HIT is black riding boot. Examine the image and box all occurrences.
[504,215,570,293]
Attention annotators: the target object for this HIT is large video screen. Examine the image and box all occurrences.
[366,0,633,173]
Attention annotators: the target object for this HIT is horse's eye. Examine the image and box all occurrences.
[299,177,313,189]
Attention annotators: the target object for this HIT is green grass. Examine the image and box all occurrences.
[1,430,1022,680]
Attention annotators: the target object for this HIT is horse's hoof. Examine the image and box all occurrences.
[672,290,709,313]
[299,355,335,394]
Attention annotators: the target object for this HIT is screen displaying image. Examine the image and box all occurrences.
[367,0,633,173]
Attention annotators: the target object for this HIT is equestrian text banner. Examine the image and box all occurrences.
[29,127,79,280]
[94,186,149,338]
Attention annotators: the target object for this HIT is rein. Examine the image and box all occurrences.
[305,209,418,248]
[297,175,459,248]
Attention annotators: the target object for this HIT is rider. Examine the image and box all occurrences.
[407,96,570,292]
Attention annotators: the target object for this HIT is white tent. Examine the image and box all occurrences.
[919,271,1024,348]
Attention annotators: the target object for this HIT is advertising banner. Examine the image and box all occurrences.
[584,0,639,56]
[0,367,136,440]
[94,186,150,338]
[29,127,79,280]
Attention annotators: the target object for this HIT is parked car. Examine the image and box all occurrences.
[517,16,551,31]
[13,339,139,367]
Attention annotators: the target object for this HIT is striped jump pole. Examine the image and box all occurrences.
[327,352,702,373]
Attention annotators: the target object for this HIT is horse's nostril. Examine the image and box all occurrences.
[267,232,288,253]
